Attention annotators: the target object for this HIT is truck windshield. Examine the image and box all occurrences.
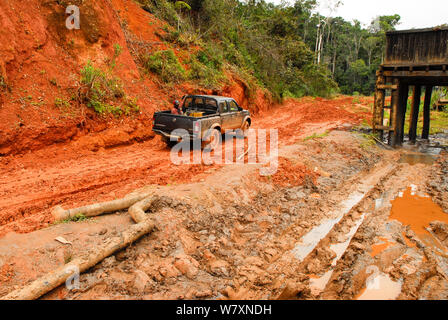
[182,97,218,112]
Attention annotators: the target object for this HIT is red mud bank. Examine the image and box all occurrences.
[259,157,319,187]
[0,0,273,157]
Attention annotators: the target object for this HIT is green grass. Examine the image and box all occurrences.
[404,109,448,136]
[158,28,193,47]
[30,100,44,107]
[359,133,377,149]
[303,131,330,142]
[142,49,186,83]
[55,97,70,110]
[80,61,123,114]
[53,214,90,225]
[79,61,139,116]
[108,43,122,69]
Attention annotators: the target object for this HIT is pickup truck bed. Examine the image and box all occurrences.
[152,110,220,141]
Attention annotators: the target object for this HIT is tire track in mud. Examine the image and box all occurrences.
[0,129,386,300]
[0,142,216,236]
[296,159,448,300]
[285,161,398,298]
[0,97,368,237]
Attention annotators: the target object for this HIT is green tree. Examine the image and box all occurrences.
[137,0,401,97]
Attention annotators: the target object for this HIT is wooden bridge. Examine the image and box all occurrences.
[373,27,448,146]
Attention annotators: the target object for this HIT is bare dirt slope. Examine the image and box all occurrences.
[0,0,272,157]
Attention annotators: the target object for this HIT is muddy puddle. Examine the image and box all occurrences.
[390,187,448,253]
[399,153,437,165]
[399,141,443,165]
[356,273,402,300]
[355,185,448,300]
[370,237,394,257]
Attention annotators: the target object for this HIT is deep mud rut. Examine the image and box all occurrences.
[1,97,447,300]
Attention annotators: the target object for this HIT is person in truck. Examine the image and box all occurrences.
[171,100,182,115]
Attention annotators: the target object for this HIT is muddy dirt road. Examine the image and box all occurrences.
[0,96,366,237]
[1,95,447,300]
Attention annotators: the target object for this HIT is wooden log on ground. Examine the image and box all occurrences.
[51,193,152,221]
[1,196,160,300]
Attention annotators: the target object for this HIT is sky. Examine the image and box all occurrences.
[270,0,447,30]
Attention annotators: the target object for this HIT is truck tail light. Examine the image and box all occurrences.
[152,116,155,126]
[193,121,200,133]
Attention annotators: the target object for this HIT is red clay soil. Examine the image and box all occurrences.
[0,0,272,157]
[0,0,274,237]
[0,137,217,236]
[0,0,372,238]
[255,96,371,145]
[0,0,162,156]
[259,157,319,187]
[0,96,370,237]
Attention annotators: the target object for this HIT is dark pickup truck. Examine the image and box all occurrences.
[152,95,251,148]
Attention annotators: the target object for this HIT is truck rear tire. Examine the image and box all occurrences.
[202,128,221,150]
[161,136,176,148]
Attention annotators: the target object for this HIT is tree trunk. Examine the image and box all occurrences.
[2,195,161,300]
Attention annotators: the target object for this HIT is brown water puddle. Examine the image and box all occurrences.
[389,188,448,252]
[399,153,437,165]
[370,237,394,257]
[354,188,446,300]
[355,273,402,300]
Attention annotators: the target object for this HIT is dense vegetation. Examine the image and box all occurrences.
[138,0,402,100]
[78,45,140,116]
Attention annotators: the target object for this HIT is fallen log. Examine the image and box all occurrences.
[2,196,160,300]
[52,193,151,221]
